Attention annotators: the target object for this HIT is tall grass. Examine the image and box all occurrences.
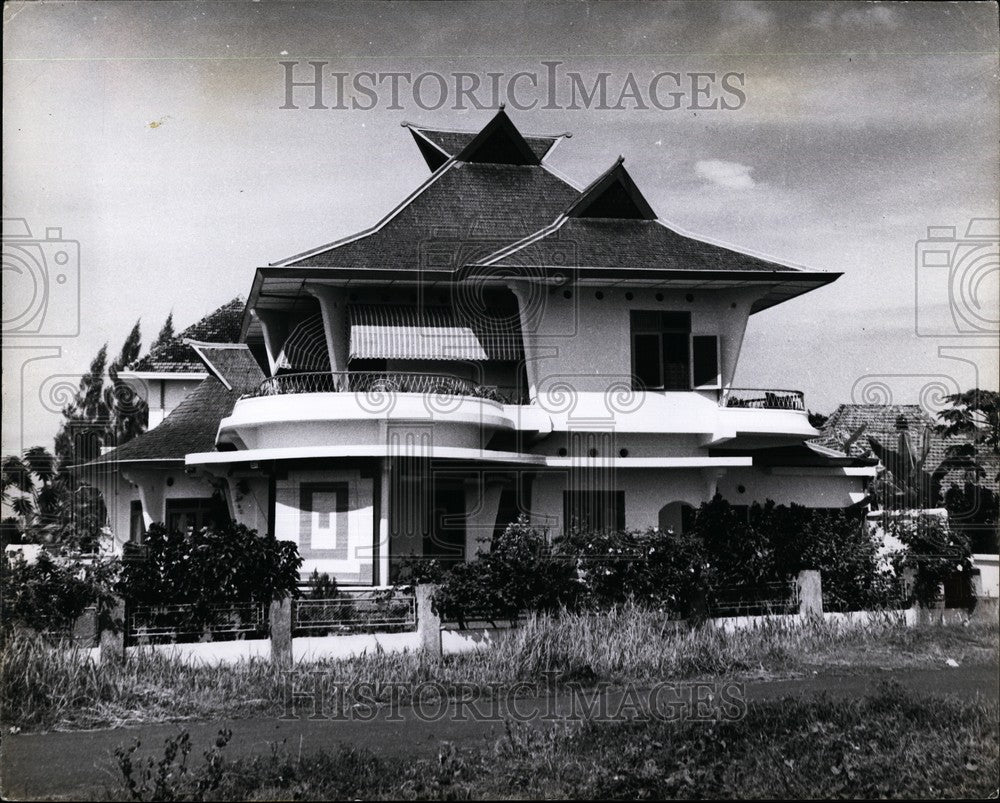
[2,609,996,732]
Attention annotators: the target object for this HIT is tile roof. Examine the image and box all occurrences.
[410,127,560,163]
[814,403,999,493]
[482,218,798,272]
[285,162,579,270]
[91,347,264,465]
[127,297,245,373]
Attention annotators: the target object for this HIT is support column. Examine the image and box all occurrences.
[255,309,289,377]
[379,458,391,586]
[464,476,505,559]
[306,284,350,388]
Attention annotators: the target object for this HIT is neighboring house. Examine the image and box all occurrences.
[118,297,245,428]
[814,403,999,499]
[91,109,876,584]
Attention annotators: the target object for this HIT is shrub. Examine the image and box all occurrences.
[557,526,708,616]
[0,550,120,637]
[890,513,974,608]
[433,517,579,625]
[117,521,302,608]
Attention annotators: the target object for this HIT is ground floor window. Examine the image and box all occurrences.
[564,489,625,532]
[129,500,146,543]
[165,496,230,534]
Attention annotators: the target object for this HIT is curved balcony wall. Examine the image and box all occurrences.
[219,371,515,453]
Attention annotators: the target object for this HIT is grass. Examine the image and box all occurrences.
[2,608,997,732]
[100,684,999,799]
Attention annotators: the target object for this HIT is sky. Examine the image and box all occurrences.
[2,0,998,457]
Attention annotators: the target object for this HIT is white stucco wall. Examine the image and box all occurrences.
[273,467,381,583]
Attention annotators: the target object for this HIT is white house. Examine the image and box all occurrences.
[91,109,876,584]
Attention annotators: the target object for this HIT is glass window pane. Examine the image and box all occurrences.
[633,333,662,388]
[661,333,690,389]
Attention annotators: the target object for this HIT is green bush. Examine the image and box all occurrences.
[889,513,974,608]
[433,517,580,625]
[117,521,302,608]
[0,550,120,637]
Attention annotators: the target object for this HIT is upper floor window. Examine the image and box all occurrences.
[630,310,720,390]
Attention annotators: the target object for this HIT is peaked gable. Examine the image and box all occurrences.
[127,297,245,374]
[453,108,541,165]
[565,158,657,220]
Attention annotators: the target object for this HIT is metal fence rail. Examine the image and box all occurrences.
[251,371,515,403]
[720,388,805,411]
[293,589,417,634]
[708,580,800,617]
[128,602,267,642]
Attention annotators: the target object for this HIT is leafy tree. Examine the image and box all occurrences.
[1,447,65,543]
[105,319,148,446]
[152,311,175,350]
[53,344,110,467]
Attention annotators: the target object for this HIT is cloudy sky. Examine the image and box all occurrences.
[3,0,998,455]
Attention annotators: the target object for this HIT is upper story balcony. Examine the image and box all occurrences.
[249,371,525,404]
[720,388,805,411]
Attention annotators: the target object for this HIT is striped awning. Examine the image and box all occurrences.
[275,313,331,372]
[348,305,523,361]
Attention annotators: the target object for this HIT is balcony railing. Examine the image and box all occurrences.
[720,388,805,411]
[250,371,517,403]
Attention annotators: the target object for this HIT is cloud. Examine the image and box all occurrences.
[809,5,898,31]
[694,159,757,189]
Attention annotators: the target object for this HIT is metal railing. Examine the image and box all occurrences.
[251,371,515,403]
[707,580,800,617]
[720,388,805,411]
[293,589,417,634]
[127,602,267,643]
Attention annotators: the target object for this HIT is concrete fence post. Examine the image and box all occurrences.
[99,597,126,664]
[796,570,823,616]
[270,597,293,668]
[415,584,441,662]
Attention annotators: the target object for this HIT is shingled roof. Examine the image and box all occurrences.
[91,345,264,465]
[127,297,245,373]
[406,123,566,171]
[814,403,999,493]
[479,161,798,273]
[282,162,579,270]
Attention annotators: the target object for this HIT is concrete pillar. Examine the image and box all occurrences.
[270,597,293,668]
[255,309,289,376]
[796,570,823,616]
[416,584,441,662]
[306,284,350,383]
[99,598,126,664]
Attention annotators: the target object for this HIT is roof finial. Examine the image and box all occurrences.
[498,102,506,111]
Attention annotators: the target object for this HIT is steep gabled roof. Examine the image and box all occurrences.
[127,297,245,374]
[476,160,799,274]
[405,112,568,171]
[89,346,264,466]
[279,162,579,270]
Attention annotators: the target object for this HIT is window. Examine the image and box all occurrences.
[129,501,146,543]
[630,311,720,391]
[564,490,625,532]
[691,335,721,388]
[630,311,691,390]
[165,497,230,534]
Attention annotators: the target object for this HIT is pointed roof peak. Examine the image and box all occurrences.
[564,158,657,220]
[404,110,572,170]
